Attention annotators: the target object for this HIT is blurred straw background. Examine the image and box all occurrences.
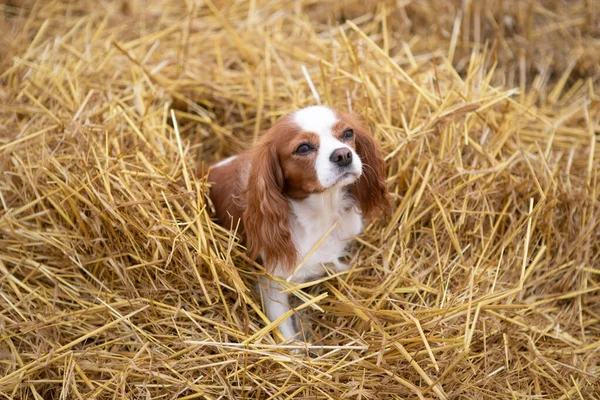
[1,0,599,398]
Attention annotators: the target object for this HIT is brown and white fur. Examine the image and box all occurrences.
[207,106,391,342]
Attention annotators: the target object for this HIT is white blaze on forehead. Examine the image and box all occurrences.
[293,106,362,188]
[293,106,338,137]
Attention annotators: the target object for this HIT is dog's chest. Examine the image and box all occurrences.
[284,192,363,282]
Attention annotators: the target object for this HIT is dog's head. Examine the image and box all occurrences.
[242,106,391,270]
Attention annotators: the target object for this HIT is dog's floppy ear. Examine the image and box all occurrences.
[344,113,391,220]
[242,138,297,271]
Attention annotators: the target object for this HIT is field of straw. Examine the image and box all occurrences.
[1,0,599,399]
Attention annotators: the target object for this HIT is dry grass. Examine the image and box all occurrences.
[1,0,600,399]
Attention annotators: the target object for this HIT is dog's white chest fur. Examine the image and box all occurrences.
[272,189,363,282]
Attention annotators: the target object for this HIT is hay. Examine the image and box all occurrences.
[1,0,599,398]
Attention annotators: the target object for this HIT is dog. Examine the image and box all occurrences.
[206,105,391,343]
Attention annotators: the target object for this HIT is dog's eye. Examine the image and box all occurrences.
[342,128,354,140]
[294,143,314,155]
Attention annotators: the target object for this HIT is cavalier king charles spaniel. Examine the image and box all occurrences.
[207,106,391,343]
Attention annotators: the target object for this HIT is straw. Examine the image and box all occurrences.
[1,0,599,398]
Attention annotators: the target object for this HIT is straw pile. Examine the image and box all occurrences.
[1,0,599,398]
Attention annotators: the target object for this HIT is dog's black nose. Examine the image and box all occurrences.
[329,148,353,167]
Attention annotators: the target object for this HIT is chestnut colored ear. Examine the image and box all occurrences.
[349,116,391,220]
[242,140,297,271]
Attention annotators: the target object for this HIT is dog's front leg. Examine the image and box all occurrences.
[260,277,299,342]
